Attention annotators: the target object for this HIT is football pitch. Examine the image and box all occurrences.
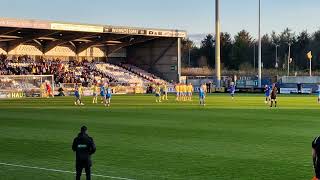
[0,94,319,180]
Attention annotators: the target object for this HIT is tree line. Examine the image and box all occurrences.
[181,28,320,72]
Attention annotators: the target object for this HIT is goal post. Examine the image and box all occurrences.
[0,75,54,99]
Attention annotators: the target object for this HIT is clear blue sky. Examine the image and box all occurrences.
[1,0,319,38]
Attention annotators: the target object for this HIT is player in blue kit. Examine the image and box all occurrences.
[229,82,236,100]
[317,85,320,104]
[199,84,206,106]
[100,83,106,104]
[105,84,112,107]
[264,85,271,104]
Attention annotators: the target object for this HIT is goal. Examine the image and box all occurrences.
[0,75,54,99]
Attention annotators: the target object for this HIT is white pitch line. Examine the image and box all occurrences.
[0,162,135,180]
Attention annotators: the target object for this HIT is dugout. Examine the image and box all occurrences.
[0,17,186,82]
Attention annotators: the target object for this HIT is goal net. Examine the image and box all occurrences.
[0,75,54,99]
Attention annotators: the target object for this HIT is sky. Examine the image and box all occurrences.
[1,0,319,45]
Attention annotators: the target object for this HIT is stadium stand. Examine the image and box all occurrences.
[0,54,167,86]
[120,63,166,84]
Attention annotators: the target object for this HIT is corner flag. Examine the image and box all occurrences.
[307,51,313,60]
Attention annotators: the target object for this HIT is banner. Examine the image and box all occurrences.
[51,23,103,33]
[104,26,187,38]
[147,30,187,38]
[104,27,147,35]
[0,18,50,29]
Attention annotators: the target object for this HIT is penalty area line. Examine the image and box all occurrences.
[0,162,135,180]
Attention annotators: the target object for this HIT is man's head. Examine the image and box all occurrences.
[81,126,87,134]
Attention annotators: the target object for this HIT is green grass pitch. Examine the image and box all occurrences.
[0,94,319,180]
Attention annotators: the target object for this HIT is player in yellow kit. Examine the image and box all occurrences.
[187,83,194,101]
[155,84,162,103]
[181,83,187,101]
[40,83,46,98]
[79,84,84,96]
[175,83,180,101]
[91,83,99,104]
[161,83,168,101]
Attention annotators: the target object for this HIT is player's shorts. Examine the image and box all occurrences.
[230,91,235,95]
[271,95,277,100]
[187,92,192,96]
[265,93,270,97]
[106,94,111,99]
[199,93,205,99]
[155,93,160,97]
[93,93,97,96]
[176,92,180,96]
[75,92,80,98]
[100,92,105,97]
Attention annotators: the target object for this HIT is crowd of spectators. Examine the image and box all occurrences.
[0,55,112,86]
[0,54,166,87]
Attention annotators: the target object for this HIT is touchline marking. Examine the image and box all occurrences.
[0,162,135,180]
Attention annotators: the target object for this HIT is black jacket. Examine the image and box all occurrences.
[72,133,96,162]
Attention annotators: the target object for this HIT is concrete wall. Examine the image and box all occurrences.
[127,38,180,82]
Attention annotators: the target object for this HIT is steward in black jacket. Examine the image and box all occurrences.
[72,126,96,180]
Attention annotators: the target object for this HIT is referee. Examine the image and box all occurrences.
[270,83,278,108]
[72,126,96,180]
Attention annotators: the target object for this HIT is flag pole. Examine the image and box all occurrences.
[310,58,312,77]
[258,0,262,87]
[215,0,221,88]
[287,43,291,76]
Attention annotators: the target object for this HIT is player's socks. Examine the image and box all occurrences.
[275,101,277,107]
[270,101,273,107]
